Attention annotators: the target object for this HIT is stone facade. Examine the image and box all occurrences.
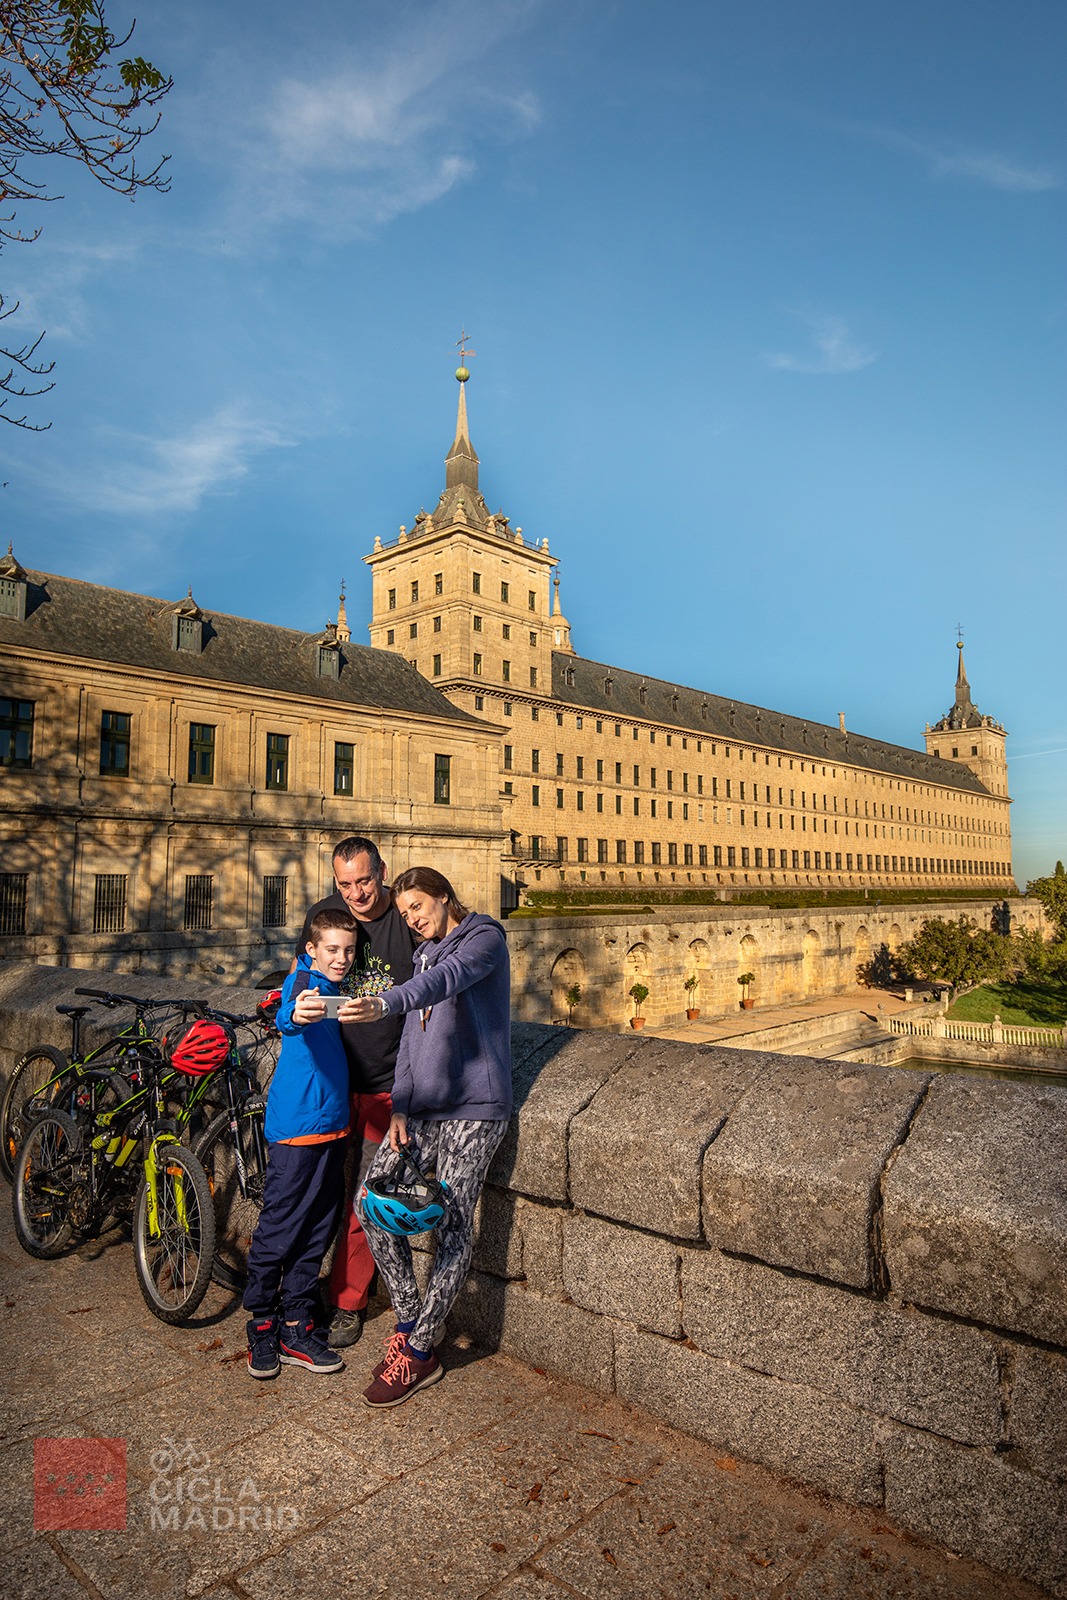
[504,897,1049,1031]
[366,374,1014,907]
[0,555,504,980]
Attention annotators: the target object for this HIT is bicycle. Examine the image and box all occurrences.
[0,987,185,1184]
[12,1030,220,1323]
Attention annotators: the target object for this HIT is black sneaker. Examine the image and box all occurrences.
[278,1319,344,1374]
[329,1305,367,1348]
[246,1316,280,1380]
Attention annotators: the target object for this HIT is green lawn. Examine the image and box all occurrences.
[513,887,1014,918]
[948,981,1067,1029]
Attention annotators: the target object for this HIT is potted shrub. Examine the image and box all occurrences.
[684,974,700,1020]
[738,972,756,1010]
[629,982,649,1030]
[564,982,582,1024]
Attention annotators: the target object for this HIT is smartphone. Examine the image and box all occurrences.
[318,994,345,1018]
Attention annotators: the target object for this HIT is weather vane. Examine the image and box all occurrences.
[956,623,965,648]
[454,328,476,381]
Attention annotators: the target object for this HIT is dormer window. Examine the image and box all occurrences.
[604,678,613,696]
[639,686,647,705]
[175,615,202,653]
[671,695,678,713]
[318,645,340,679]
[0,546,28,621]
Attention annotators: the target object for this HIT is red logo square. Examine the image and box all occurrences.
[34,1438,127,1530]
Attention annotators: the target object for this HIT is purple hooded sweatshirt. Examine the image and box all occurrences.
[378,911,512,1122]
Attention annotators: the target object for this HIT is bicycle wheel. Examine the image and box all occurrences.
[12,1110,82,1258]
[1,1046,72,1184]
[195,1100,268,1291]
[132,1144,216,1323]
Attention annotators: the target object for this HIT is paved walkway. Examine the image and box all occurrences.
[1,1201,1048,1600]
[646,985,921,1046]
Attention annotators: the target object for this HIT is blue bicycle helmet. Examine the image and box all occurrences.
[360,1144,450,1236]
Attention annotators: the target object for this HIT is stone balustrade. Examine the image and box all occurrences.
[889,1012,1067,1048]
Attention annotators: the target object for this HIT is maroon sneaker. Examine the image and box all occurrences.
[362,1344,444,1408]
[370,1328,408,1381]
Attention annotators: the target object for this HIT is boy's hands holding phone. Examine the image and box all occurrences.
[293,990,363,1025]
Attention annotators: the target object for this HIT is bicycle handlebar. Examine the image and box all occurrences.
[74,986,187,1011]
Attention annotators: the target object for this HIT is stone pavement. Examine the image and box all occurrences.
[0,1203,1051,1600]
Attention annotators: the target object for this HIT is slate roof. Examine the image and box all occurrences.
[551,652,992,797]
[0,569,483,726]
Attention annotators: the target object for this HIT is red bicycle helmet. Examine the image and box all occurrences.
[164,1019,232,1076]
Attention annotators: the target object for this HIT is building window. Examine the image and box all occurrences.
[188,723,215,784]
[318,645,339,678]
[557,788,564,809]
[175,615,201,653]
[596,793,604,813]
[652,842,662,865]
[755,848,763,868]
[434,753,451,804]
[263,875,288,928]
[792,850,800,869]
[740,847,749,868]
[557,836,568,860]
[576,756,584,779]
[531,749,540,773]
[631,841,643,864]
[504,703,512,716]
[334,742,354,795]
[532,785,540,807]
[502,623,511,641]
[184,874,213,931]
[597,838,608,863]
[503,744,513,770]
[0,698,34,768]
[502,660,511,682]
[434,573,443,595]
[0,576,25,619]
[530,667,537,688]
[699,845,708,866]
[409,622,418,640]
[474,695,484,710]
[726,846,735,867]
[577,838,588,862]
[501,581,510,603]
[713,846,722,866]
[472,572,481,594]
[473,653,482,676]
[668,843,678,865]
[433,654,442,676]
[411,581,419,603]
[685,844,694,866]
[433,615,442,633]
[388,588,397,609]
[266,732,289,790]
[92,873,128,934]
[473,615,482,632]
[0,872,28,934]
[529,630,537,648]
[616,840,627,863]
[528,590,536,611]
[387,629,395,645]
[99,711,131,776]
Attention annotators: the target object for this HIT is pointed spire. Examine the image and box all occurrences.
[552,573,562,616]
[445,369,480,493]
[955,640,972,707]
[336,580,350,642]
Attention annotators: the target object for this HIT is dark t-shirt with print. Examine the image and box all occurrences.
[297,894,417,1095]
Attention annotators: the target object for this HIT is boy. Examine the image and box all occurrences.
[245,908,359,1379]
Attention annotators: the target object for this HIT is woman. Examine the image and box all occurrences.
[345,866,511,1407]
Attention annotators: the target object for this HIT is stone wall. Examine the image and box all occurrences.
[507,897,1050,1031]
[1,966,1064,1592]
[446,1023,1067,1595]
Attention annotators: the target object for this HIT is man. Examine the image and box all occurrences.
[292,835,417,1347]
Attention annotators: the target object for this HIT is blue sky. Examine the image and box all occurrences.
[3,0,1064,885]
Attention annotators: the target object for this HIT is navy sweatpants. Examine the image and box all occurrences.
[243,1140,346,1322]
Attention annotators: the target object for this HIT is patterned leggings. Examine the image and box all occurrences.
[360,1117,508,1355]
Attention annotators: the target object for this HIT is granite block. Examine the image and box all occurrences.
[516,1197,563,1292]
[472,1183,523,1279]
[882,1076,1067,1343]
[563,1211,680,1336]
[681,1248,1001,1444]
[703,1056,930,1288]
[1010,1346,1067,1483]
[569,1041,763,1238]
[448,1271,615,1392]
[614,1323,882,1505]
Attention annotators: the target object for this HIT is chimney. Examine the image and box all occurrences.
[838,713,846,733]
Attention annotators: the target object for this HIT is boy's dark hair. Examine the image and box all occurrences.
[391,866,470,924]
[332,836,383,875]
[308,908,358,943]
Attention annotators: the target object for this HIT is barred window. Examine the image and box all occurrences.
[100,711,131,776]
[597,838,608,863]
[263,875,288,928]
[334,742,354,796]
[0,872,28,935]
[684,844,694,865]
[0,698,34,767]
[433,655,442,677]
[434,573,443,595]
[698,844,708,866]
[726,846,735,867]
[388,588,396,609]
[93,873,127,933]
[616,839,627,863]
[184,874,213,931]
[634,841,645,864]
[577,838,588,862]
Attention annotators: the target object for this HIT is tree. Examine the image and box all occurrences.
[564,982,582,1020]
[0,0,171,427]
[898,916,1013,989]
[1026,862,1067,941]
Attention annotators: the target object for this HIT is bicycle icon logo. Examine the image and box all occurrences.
[149,1437,211,1476]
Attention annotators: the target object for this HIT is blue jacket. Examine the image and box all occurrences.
[380,912,512,1123]
[264,957,350,1143]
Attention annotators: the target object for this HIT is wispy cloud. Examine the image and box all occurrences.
[764,314,878,376]
[842,121,1060,193]
[196,0,544,243]
[39,406,298,516]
